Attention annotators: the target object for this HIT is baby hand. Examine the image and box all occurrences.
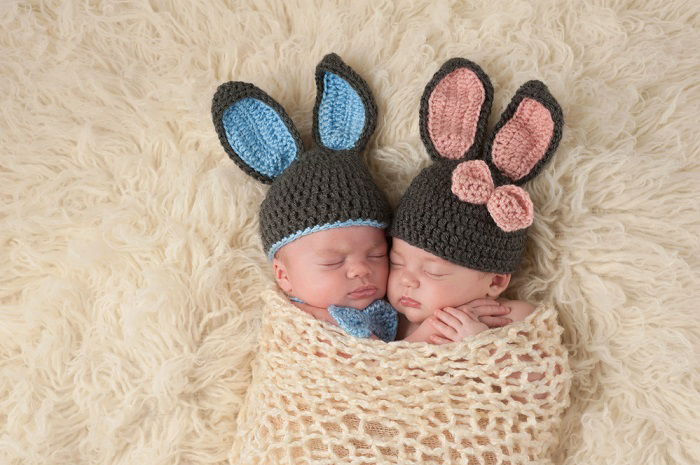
[428,306,489,345]
[456,298,512,328]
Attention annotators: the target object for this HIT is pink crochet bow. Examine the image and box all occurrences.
[451,160,534,232]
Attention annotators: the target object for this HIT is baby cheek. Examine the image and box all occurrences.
[375,259,390,289]
[321,270,348,293]
[293,268,329,296]
[386,273,401,305]
[386,269,396,289]
[420,281,446,310]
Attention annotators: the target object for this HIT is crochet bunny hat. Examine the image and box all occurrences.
[212,53,391,259]
[390,58,563,274]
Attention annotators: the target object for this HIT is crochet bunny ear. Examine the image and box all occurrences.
[312,53,377,153]
[419,58,494,162]
[485,80,563,186]
[212,81,304,184]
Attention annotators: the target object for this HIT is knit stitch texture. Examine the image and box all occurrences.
[230,291,572,464]
[259,149,391,257]
[390,58,563,273]
[212,53,391,257]
[328,299,398,342]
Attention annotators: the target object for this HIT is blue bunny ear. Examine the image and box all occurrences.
[312,53,377,153]
[212,81,303,184]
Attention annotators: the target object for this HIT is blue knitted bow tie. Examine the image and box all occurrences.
[328,299,398,342]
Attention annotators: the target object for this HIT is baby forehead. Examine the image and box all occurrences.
[302,226,388,254]
[389,238,448,263]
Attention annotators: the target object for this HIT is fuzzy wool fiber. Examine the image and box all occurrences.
[1,1,699,464]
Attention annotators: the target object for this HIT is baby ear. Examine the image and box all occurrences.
[419,58,493,161]
[312,53,377,152]
[212,81,304,184]
[486,273,511,297]
[484,80,563,186]
[272,256,293,293]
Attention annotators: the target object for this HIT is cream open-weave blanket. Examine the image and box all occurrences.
[231,292,571,464]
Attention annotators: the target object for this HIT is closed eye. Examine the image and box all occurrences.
[425,270,447,277]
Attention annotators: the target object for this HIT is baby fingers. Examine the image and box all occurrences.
[429,334,452,345]
[429,317,458,340]
[461,298,500,307]
[435,307,466,327]
[478,315,512,328]
[468,302,511,317]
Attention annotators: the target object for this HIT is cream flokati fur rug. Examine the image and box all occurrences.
[1,1,699,464]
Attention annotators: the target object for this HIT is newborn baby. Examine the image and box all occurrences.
[273,226,516,343]
[388,237,531,343]
[387,56,563,344]
[211,53,396,340]
[222,56,569,465]
[272,226,389,325]
[213,53,562,347]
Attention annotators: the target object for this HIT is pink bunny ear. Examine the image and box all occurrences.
[419,58,493,162]
[492,98,553,180]
[486,80,563,186]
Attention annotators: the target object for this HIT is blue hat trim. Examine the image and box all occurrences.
[267,218,387,260]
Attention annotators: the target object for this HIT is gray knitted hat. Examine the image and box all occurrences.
[212,53,391,259]
[390,58,564,274]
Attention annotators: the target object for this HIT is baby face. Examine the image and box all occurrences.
[273,226,389,310]
[387,238,508,323]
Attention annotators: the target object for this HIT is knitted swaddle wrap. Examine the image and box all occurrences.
[231,292,571,465]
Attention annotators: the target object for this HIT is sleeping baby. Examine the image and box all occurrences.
[212,53,401,340]
[227,54,510,343]
[213,54,561,348]
[388,57,563,344]
[272,226,388,325]
[217,55,570,465]
[388,237,529,344]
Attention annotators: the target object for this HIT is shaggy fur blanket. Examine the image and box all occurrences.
[231,292,571,464]
[1,1,698,465]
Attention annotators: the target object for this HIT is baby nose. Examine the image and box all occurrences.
[400,269,419,288]
[347,260,371,279]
